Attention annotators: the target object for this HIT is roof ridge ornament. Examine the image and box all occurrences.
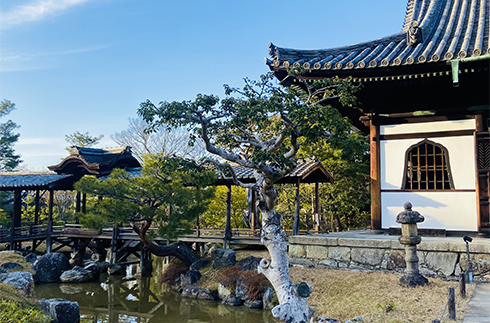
[407,20,422,46]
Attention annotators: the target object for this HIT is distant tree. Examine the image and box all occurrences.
[201,185,248,229]
[138,72,358,323]
[65,131,104,151]
[74,154,215,266]
[0,100,21,171]
[112,116,206,161]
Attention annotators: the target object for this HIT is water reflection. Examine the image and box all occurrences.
[34,259,275,323]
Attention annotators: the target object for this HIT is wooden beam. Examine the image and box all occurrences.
[34,190,40,225]
[370,117,382,232]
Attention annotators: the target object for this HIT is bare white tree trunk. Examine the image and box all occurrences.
[257,186,312,323]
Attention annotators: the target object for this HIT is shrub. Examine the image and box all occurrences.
[216,266,240,289]
[240,271,271,301]
[161,259,188,285]
[0,299,51,323]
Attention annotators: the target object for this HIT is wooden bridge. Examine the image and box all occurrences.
[0,223,319,267]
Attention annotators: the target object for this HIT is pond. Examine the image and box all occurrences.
[34,258,276,323]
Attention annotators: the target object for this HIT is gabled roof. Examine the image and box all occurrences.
[216,159,334,185]
[267,0,489,73]
[48,146,141,177]
[0,173,73,191]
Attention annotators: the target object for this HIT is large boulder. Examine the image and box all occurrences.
[38,298,80,323]
[236,256,262,271]
[0,271,35,297]
[211,248,236,270]
[60,266,96,283]
[32,253,71,283]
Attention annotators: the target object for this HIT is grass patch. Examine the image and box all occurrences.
[290,266,475,323]
[0,251,34,274]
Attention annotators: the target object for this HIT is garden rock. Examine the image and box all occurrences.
[38,298,80,323]
[23,252,37,263]
[263,287,275,310]
[83,262,101,280]
[218,283,232,300]
[190,258,212,271]
[31,253,70,283]
[244,299,263,308]
[0,250,22,256]
[181,286,215,300]
[235,278,247,300]
[60,266,96,283]
[236,256,262,271]
[0,271,34,297]
[211,248,236,269]
[0,262,23,271]
[222,294,242,306]
[180,270,201,287]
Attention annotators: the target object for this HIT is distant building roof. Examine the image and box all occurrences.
[267,0,489,73]
[48,146,141,177]
[0,173,73,191]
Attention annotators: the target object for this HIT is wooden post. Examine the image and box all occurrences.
[109,224,119,264]
[448,286,456,321]
[459,273,466,298]
[82,193,87,214]
[46,190,54,253]
[250,188,256,232]
[75,191,81,224]
[34,190,40,225]
[370,116,382,232]
[314,182,319,232]
[224,184,232,248]
[196,213,200,237]
[293,179,301,235]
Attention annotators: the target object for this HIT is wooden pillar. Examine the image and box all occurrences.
[314,182,320,232]
[75,191,81,224]
[109,224,119,264]
[293,179,301,235]
[82,193,87,214]
[46,189,54,253]
[370,116,382,232]
[249,188,256,232]
[34,190,40,225]
[224,184,232,248]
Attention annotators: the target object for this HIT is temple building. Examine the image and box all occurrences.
[267,0,490,235]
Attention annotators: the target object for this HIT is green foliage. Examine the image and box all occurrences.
[0,299,51,323]
[302,133,370,231]
[75,154,216,240]
[202,186,248,229]
[65,131,104,151]
[0,100,21,172]
[138,72,358,175]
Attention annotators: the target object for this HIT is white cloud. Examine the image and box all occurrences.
[0,0,92,30]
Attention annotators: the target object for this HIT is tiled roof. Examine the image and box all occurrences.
[267,0,490,72]
[49,146,141,176]
[218,159,334,185]
[0,173,73,190]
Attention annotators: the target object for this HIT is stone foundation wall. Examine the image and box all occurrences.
[288,235,490,279]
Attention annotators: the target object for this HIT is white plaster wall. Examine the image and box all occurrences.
[381,136,476,189]
[380,119,475,135]
[379,119,477,231]
[382,192,478,231]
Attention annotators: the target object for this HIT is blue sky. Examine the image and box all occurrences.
[0,0,407,171]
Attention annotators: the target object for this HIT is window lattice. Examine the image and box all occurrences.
[403,140,453,190]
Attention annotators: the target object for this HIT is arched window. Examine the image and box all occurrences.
[402,139,454,190]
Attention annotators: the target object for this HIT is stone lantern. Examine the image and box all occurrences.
[396,202,428,287]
